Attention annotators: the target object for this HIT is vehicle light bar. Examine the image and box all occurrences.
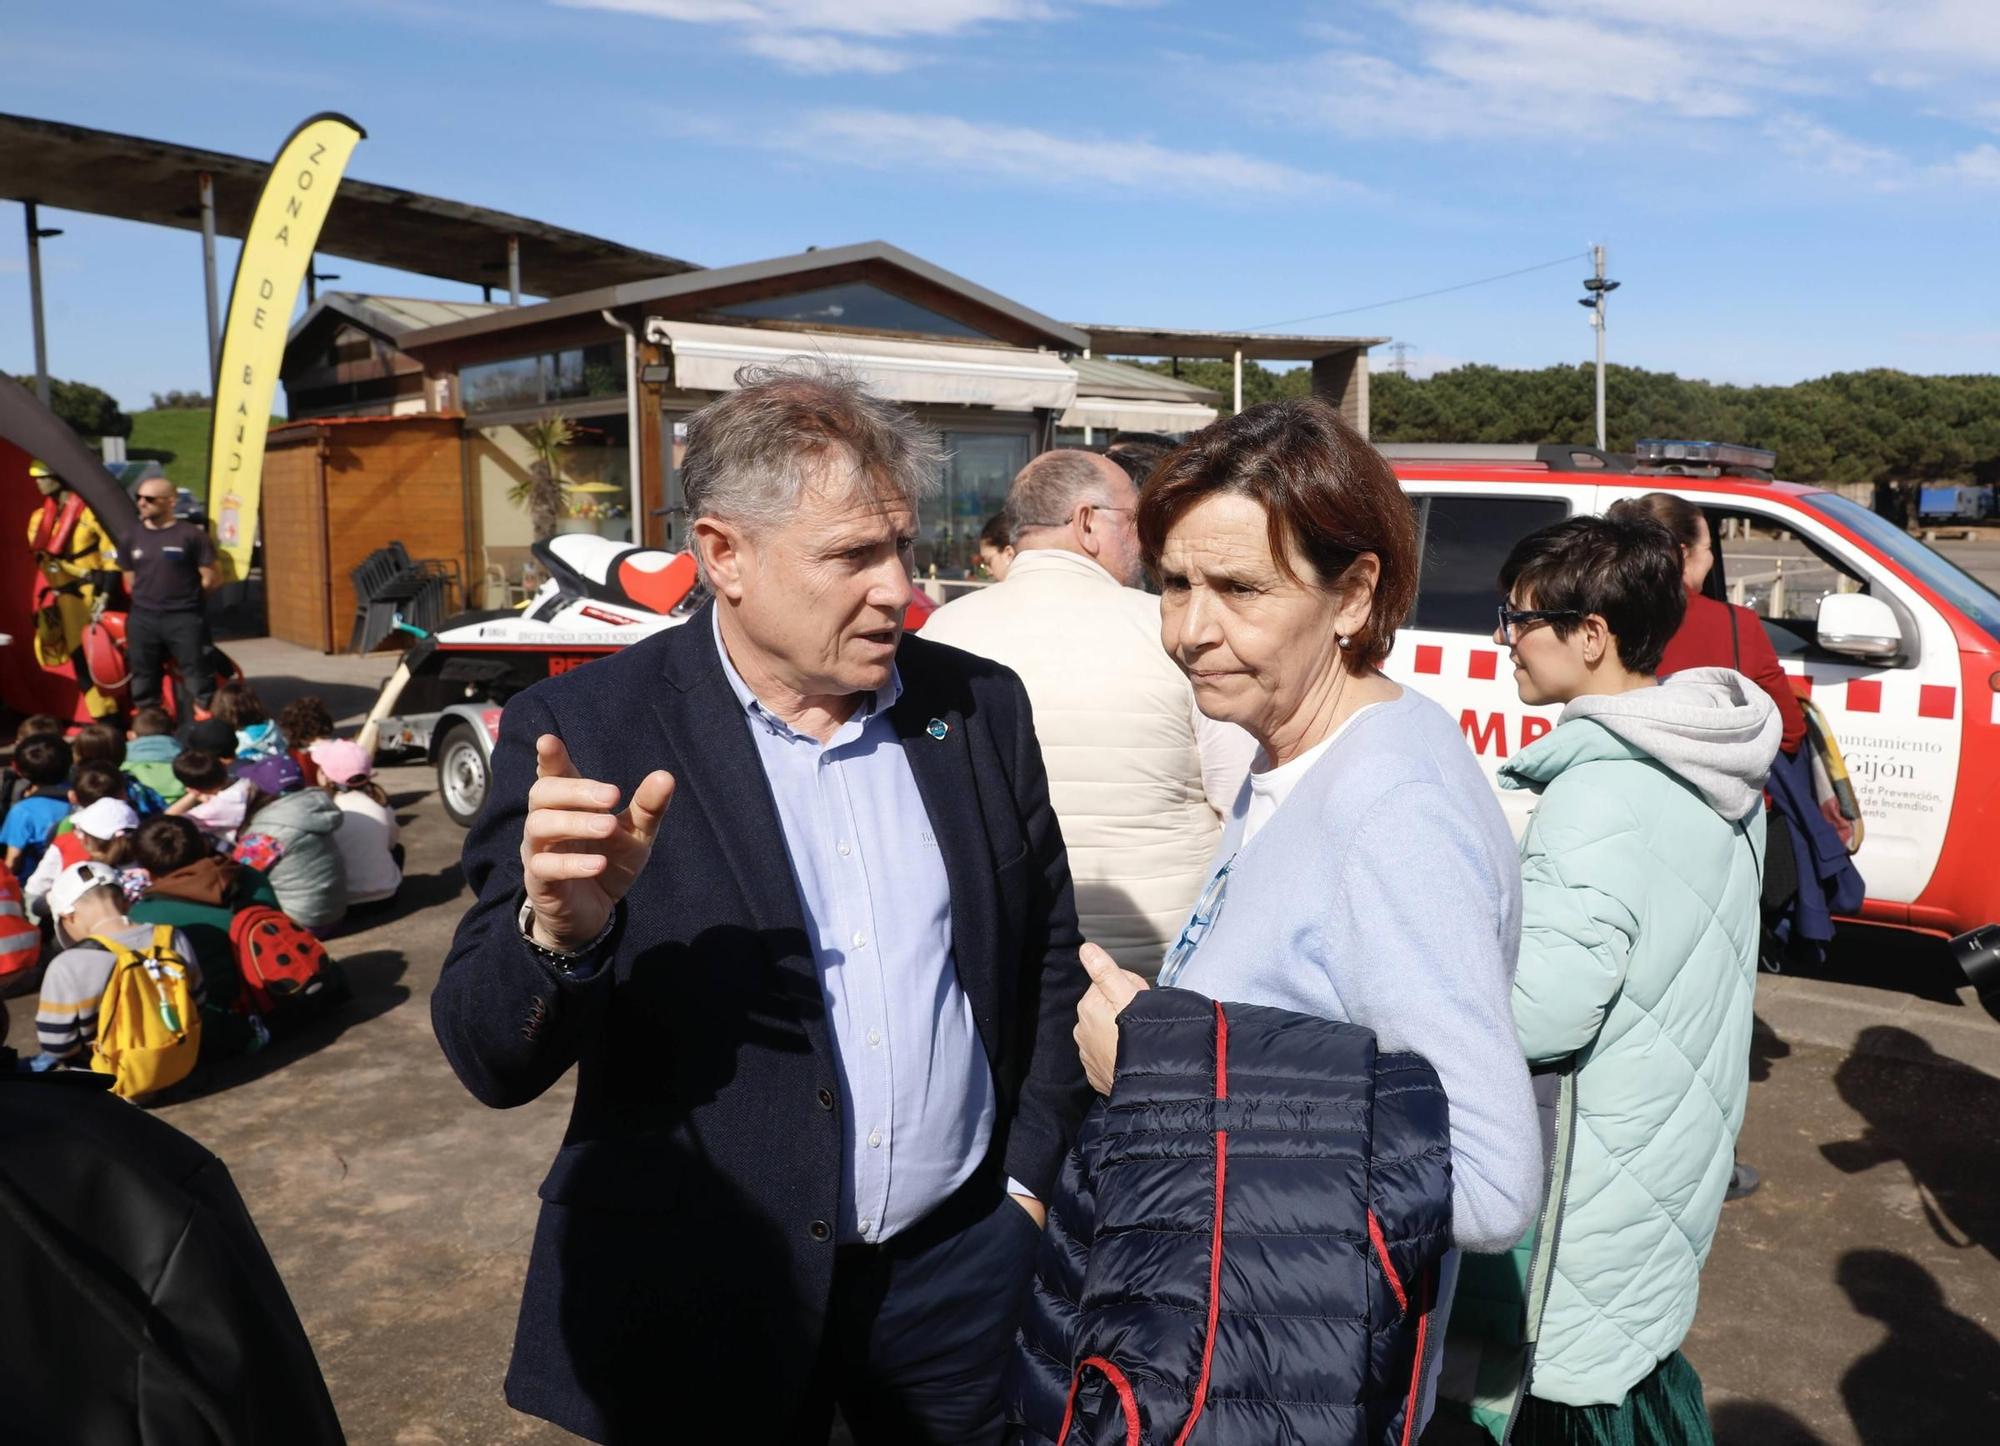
[1635,439,1776,471]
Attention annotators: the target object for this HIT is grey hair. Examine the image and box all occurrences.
[1004,449,1120,544]
[681,362,942,568]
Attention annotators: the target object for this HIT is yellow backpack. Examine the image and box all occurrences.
[87,925,202,1101]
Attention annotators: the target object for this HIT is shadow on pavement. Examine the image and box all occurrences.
[334,865,466,936]
[1749,1012,1792,1084]
[154,949,411,1104]
[1712,1399,1828,1444]
[242,673,385,725]
[1838,1249,2000,1442]
[1821,1026,2000,1261]
[1779,923,1969,1006]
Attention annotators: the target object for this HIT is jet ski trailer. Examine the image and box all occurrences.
[360,533,702,825]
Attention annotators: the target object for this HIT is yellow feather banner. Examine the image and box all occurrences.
[205,112,366,582]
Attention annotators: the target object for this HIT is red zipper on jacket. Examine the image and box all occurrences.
[1367,1206,1433,1446]
[1057,1356,1141,1446]
[1059,1001,1231,1446]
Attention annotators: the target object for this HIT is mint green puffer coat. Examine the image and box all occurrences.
[1472,668,1779,1419]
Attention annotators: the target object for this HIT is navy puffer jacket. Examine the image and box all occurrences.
[1009,989,1452,1446]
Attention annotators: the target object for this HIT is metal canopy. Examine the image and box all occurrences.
[1074,324,1386,361]
[0,112,700,296]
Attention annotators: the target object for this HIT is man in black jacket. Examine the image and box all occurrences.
[433,366,1091,1445]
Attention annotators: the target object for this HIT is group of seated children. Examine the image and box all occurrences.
[1,683,404,1094]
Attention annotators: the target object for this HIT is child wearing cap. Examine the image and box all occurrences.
[22,796,142,923]
[310,738,401,907]
[27,861,203,1070]
[238,754,348,930]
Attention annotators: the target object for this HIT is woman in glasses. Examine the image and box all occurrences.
[1057,398,1541,1430]
[1455,514,1779,1445]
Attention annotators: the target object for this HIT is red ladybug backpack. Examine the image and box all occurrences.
[227,907,332,1016]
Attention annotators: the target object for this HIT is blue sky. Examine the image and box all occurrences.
[6,0,1999,413]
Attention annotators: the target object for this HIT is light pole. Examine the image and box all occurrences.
[23,201,63,409]
[1579,244,1619,451]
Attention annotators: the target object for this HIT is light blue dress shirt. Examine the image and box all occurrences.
[712,612,1000,1244]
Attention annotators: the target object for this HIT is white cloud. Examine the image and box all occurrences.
[552,0,1140,70]
[1934,143,2000,186]
[1766,113,1905,185]
[756,108,1341,197]
[1237,1,2000,152]
[738,31,913,72]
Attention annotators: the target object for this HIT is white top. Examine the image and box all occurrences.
[1240,701,1391,845]
[920,547,1257,975]
[331,790,402,904]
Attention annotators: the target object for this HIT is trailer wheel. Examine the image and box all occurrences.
[437,724,491,827]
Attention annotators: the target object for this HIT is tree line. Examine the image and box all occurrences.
[1127,359,2000,485]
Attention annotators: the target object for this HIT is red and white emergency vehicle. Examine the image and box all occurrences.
[1377,441,2000,991]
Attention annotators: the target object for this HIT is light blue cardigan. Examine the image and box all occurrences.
[1167,688,1542,1254]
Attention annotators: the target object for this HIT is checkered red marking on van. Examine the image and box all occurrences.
[1846,679,1882,713]
[1468,650,1499,680]
[1414,645,1443,675]
[1919,685,1957,720]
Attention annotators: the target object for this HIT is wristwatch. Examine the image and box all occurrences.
[517,898,615,972]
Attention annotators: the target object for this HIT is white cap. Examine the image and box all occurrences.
[72,797,140,842]
[49,860,121,919]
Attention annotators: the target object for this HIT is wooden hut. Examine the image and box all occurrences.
[261,414,470,652]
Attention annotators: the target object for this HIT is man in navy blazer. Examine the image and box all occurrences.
[433,367,1091,1445]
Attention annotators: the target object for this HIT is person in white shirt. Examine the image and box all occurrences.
[307,738,403,906]
[922,449,1256,976]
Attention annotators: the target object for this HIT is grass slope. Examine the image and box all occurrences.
[128,407,214,491]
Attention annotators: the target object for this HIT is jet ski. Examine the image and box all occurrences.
[363,531,938,824]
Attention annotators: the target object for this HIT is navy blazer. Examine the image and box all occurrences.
[432,603,1090,1443]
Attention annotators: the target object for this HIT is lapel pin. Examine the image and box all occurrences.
[927,718,950,740]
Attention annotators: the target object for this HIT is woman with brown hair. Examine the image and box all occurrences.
[1059,398,1541,1430]
[1607,492,1806,757]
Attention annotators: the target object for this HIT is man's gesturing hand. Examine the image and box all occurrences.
[521,733,674,952]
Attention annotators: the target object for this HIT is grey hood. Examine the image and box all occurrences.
[1555,666,1780,820]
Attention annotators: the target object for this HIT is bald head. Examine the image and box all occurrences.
[1005,449,1142,586]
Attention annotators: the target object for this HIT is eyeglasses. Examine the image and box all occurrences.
[1496,603,1581,643]
[1015,503,1134,529]
[136,492,174,505]
[1157,855,1234,989]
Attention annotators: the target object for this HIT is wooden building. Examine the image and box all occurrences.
[261,414,469,652]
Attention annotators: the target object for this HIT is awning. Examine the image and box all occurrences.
[643,319,1076,411]
[1058,395,1218,435]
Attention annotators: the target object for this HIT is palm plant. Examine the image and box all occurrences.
[510,413,577,541]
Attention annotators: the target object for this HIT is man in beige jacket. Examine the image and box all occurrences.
[923,450,1255,977]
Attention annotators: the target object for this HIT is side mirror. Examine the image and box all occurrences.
[1817,593,1902,661]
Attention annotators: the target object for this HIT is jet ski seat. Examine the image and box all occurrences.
[531,535,698,616]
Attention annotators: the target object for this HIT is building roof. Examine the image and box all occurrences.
[0,112,699,295]
[289,292,508,344]
[397,240,1090,354]
[1068,355,1222,403]
[1072,324,1387,362]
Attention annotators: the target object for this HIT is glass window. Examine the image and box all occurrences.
[714,283,989,341]
[919,431,1031,577]
[1703,508,1869,655]
[461,355,543,411]
[1413,495,1569,632]
[462,344,625,412]
[1802,492,2000,640]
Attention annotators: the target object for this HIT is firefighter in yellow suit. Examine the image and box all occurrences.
[26,460,120,719]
